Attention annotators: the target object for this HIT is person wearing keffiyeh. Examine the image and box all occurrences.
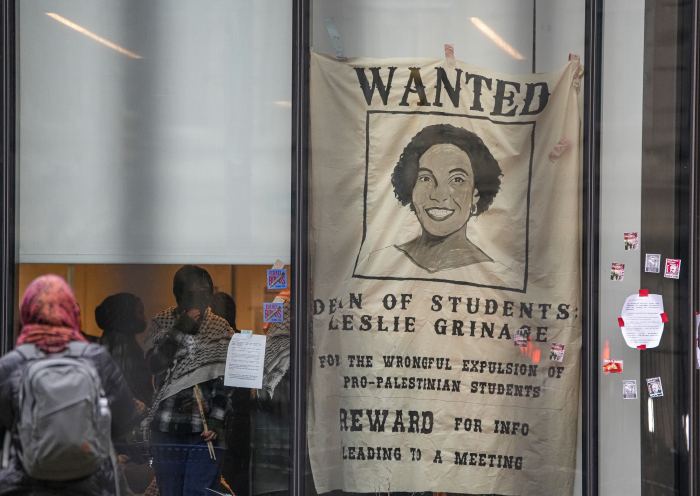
[143,265,232,496]
[253,290,291,496]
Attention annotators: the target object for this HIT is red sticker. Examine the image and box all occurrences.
[602,360,623,373]
[639,289,649,297]
[661,312,669,323]
[618,317,625,327]
[637,345,647,350]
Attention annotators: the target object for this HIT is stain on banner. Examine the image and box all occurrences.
[309,53,582,495]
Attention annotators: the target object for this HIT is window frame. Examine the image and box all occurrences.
[4,1,700,495]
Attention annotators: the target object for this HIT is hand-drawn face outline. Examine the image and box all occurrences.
[391,124,503,239]
[411,144,479,238]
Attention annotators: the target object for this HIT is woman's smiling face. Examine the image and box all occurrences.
[411,143,478,237]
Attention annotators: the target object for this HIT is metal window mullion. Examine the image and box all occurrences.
[290,0,311,495]
[583,0,603,495]
[687,0,700,494]
[0,0,16,356]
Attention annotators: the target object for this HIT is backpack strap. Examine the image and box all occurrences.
[15,342,90,361]
[65,341,91,358]
[14,344,43,361]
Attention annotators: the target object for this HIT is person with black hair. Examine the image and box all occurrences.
[357,124,519,287]
[96,293,153,405]
[143,265,233,496]
[211,292,237,332]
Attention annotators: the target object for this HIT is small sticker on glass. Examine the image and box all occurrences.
[266,269,288,290]
[514,327,529,348]
[263,302,284,323]
[610,262,625,281]
[602,360,623,374]
[624,232,639,251]
[646,377,664,398]
[623,380,638,400]
[549,343,565,362]
[645,254,661,273]
[664,258,681,279]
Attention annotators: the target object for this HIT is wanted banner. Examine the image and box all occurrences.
[308,52,582,495]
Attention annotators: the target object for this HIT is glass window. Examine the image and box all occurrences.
[5,2,293,495]
[597,1,695,494]
[307,1,585,494]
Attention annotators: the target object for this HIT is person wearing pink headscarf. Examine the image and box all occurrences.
[0,275,136,496]
[15,274,88,353]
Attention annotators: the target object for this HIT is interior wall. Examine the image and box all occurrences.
[17,264,272,338]
[312,0,583,74]
[17,0,291,265]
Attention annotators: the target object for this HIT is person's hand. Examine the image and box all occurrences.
[201,430,217,442]
[185,308,201,321]
[174,309,202,335]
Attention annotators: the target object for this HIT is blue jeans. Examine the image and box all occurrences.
[151,431,222,496]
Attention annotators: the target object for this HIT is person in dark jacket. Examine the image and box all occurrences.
[96,292,153,405]
[0,274,136,496]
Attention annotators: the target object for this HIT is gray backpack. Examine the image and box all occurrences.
[14,342,113,481]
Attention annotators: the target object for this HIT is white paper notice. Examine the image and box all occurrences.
[224,333,267,388]
[619,293,665,349]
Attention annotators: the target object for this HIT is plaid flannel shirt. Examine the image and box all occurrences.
[152,377,229,434]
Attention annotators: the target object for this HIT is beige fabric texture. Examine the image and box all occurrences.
[308,52,582,495]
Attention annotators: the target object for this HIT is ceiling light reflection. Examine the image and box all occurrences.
[46,13,142,60]
[273,100,292,108]
[469,17,525,61]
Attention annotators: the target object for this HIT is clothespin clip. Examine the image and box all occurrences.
[325,18,346,60]
[240,330,253,338]
[568,53,583,91]
[444,43,456,66]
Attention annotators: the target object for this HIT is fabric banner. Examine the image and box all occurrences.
[308,52,582,495]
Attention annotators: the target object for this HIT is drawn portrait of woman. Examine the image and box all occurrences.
[390,123,503,273]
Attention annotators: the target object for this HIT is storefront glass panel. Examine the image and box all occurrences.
[4,2,294,495]
[597,1,696,494]
[5,2,700,496]
[307,2,585,494]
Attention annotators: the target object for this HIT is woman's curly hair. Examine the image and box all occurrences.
[391,124,502,215]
